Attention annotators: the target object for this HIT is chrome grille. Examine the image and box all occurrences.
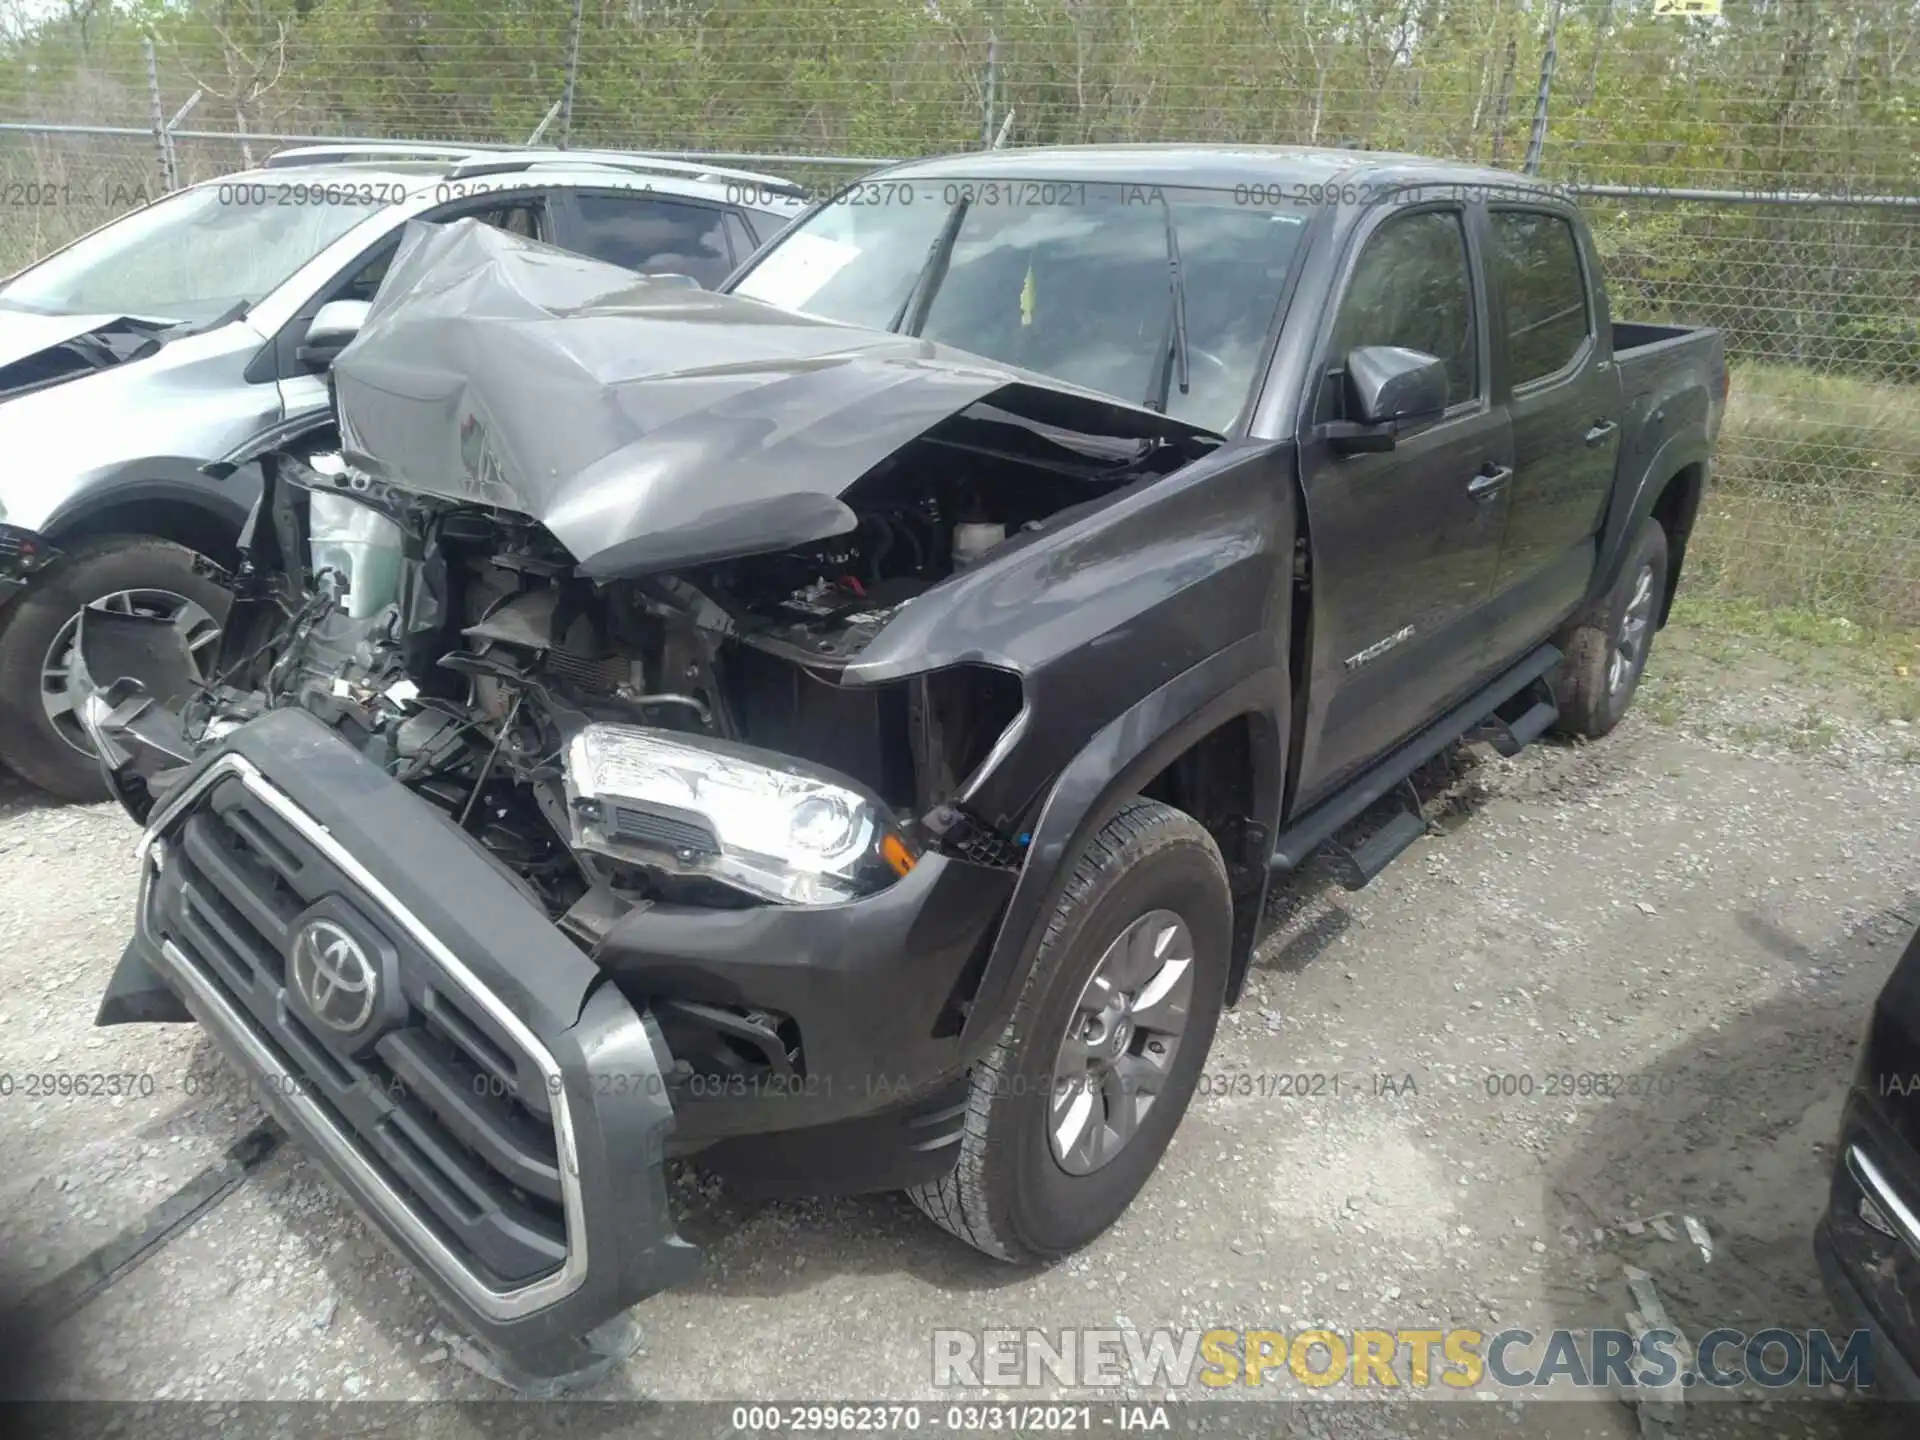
[146,776,568,1287]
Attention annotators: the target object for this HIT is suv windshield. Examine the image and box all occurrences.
[730,180,1310,432]
[0,182,392,325]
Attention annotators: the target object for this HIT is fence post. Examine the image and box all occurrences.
[143,36,175,192]
[1523,0,1565,176]
[526,98,563,147]
[163,90,202,191]
[559,0,586,149]
[982,32,998,149]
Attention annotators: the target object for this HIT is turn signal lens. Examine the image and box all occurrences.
[881,831,918,878]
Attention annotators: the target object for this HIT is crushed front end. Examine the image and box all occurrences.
[87,441,1035,1377]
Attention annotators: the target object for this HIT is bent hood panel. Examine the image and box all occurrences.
[0,309,162,398]
[332,219,1215,576]
[0,310,129,367]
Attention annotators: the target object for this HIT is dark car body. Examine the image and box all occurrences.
[86,145,1727,1379]
[1817,919,1920,1399]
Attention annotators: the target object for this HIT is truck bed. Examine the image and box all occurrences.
[1611,320,1728,462]
[1614,320,1714,357]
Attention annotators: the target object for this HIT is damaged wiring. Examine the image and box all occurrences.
[176,584,337,748]
[457,692,523,830]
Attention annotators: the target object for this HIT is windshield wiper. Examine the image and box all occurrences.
[175,300,250,338]
[890,197,970,337]
[1148,194,1191,414]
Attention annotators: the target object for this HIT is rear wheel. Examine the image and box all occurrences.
[1551,517,1669,740]
[907,798,1230,1262]
[0,537,227,801]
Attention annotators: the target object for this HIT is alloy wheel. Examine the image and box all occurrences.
[40,589,221,755]
[1048,909,1195,1176]
[1608,562,1656,696]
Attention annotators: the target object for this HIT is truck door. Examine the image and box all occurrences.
[1292,202,1515,810]
[1479,206,1623,662]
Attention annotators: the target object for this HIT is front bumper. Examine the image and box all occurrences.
[0,524,55,608]
[1815,1093,1920,1400]
[115,709,697,1376]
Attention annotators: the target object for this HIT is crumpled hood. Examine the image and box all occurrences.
[332,219,1214,577]
[0,307,173,399]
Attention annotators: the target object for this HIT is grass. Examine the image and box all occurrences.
[1640,592,1920,759]
[1688,363,1920,626]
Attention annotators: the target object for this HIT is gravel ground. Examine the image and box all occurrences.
[0,620,1915,1437]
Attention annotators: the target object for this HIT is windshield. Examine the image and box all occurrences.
[731,180,1310,432]
[0,182,393,325]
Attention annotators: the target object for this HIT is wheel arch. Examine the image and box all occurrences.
[42,468,258,571]
[1647,461,1705,627]
[958,635,1288,1058]
[1592,432,1709,628]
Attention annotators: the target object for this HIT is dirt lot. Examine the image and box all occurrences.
[0,606,1915,1435]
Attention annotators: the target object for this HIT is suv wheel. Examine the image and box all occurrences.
[1551,517,1669,740]
[907,798,1230,1261]
[0,537,227,801]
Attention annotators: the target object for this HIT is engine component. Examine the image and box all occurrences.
[307,490,405,618]
[561,722,918,905]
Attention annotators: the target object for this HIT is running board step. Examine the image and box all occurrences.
[1465,677,1559,758]
[1270,642,1562,877]
[1324,781,1428,891]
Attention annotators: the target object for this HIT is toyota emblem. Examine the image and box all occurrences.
[291,919,378,1033]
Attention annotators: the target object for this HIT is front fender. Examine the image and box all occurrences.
[851,438,1296,832]
[39,458,259,544]
[959,634,1289,1053]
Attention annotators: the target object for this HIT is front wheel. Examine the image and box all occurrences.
[0,536,228,801]
[1551,517,1669,740]
[907,798,1231,1262]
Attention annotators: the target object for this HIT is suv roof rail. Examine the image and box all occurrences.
[264,142,490,169]
[444,148,808,196]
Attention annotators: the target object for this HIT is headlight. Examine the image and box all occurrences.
[562,722,918,906]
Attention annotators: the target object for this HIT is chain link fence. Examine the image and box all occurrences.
[2,1,1916,624]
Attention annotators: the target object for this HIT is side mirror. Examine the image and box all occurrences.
[1317,345,1450,453]
[295,299,371,370]
[1349,345,1449,426]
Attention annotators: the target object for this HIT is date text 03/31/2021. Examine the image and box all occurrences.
[731,1405,1169,1433]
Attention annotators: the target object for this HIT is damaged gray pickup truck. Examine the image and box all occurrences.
[80,146,1726,1384]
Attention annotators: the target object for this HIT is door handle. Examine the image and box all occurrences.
[1467,465,1512,500]
[1584,420,1619,447]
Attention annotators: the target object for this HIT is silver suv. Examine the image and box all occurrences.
[0,143,809,797]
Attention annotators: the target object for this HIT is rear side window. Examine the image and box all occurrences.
[568,194,733,286]
[1330,210,1477,409]
[338,200,544,305]
[1489,211,1590,385]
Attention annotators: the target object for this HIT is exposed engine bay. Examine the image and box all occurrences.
[81,394,1203,1075]
[95,427,1139,1078]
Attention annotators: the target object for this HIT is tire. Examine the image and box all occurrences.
[0,536,229,802]
[1551,517,1669,741]
[908,798,1231,1262]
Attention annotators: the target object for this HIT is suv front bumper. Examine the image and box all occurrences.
[112,708,697,1377]
[0,524,54,608]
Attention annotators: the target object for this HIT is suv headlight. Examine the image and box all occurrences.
[562,722,918,905]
